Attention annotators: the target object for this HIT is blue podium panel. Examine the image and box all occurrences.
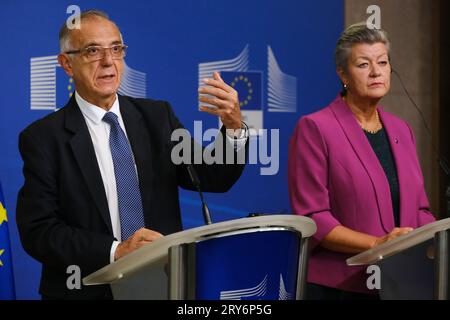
[195,230,300,300]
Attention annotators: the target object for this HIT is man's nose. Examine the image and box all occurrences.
[99,48,114,65]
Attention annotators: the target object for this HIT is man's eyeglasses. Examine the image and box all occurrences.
[65,44,128,61]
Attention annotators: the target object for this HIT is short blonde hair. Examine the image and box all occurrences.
[335,22,390,73]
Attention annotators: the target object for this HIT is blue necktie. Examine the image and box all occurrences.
[103,112,145,240]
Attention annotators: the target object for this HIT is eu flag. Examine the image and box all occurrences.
[0,181,15,300]
[56,66,74,109]
[220,71,262,110]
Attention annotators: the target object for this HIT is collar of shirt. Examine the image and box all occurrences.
[75,91,122,125]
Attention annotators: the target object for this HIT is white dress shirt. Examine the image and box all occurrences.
[76,92,123,263]
[76,91,248,263]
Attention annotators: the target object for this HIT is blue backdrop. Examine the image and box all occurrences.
[0,0,342,299]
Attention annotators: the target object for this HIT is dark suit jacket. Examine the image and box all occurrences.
[16,95,246,299]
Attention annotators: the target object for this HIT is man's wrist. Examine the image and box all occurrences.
[111,240,121,262]
[226,121,248,139]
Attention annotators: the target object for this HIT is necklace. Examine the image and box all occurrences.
[342,96,383,134]
[359,111,383,134]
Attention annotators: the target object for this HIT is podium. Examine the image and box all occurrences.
[83,215,316,300]
[347,218,450,300]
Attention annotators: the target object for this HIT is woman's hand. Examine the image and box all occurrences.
[371,227,414,248]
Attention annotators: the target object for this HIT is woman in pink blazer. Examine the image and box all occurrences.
[288,23,435,299]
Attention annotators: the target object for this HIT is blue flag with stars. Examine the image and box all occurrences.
[220,71,262,110]
[0,181,15,300]
[56,66,74,109]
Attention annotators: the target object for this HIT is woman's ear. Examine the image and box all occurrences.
[336,67,347,86]
[58,54,74,77]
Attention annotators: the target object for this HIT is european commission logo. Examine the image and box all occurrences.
[198,44,297,135]
[222,71,263,135]
[219,274,293,300]
[30,55,147,111]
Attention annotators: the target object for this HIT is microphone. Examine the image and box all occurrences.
[392,69,450,217]
[168,136,213,225]
[186,164,212,225]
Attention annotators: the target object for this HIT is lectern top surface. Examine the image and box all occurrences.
[347,218,450,266]
[83,214,316,285]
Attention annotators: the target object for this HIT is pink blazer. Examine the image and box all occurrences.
[288,95,435,293]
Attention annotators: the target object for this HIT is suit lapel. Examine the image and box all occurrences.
[378,110,409,227]
[119,96,154,227]
[64,96,113,234]
[330,96,395,232]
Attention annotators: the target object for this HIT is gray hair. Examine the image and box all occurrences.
[335,22,391,74]
[59,9,122,53]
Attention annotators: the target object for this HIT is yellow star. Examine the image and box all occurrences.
[0,201,7,226]
[0,249,4,267]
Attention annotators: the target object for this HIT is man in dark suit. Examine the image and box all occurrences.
[16,10,247,299]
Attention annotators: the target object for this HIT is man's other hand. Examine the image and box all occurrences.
[198,71,242,130]
[114,228,163,260]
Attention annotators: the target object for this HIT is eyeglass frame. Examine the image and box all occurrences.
[64,44,128,60]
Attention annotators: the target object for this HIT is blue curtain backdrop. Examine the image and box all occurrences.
[0,0,343,299]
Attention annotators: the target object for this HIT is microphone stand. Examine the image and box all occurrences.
[440,159,450,218]
[186,164,212,225]
[394,69,450,218]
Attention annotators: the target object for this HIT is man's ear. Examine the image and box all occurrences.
[58,54,74,77]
